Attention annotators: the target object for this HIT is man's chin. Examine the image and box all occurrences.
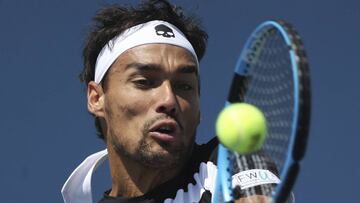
[136,146,188,169]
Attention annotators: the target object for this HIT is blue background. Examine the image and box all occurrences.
[1,0,359,202]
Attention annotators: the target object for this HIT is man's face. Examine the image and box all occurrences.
[102,44,200,168]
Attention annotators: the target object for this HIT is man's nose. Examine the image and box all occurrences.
[155,81,178,116]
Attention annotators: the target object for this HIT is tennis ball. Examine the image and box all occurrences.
[216,103,267,154]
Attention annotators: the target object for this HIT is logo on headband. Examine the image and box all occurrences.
[154,24,175,38]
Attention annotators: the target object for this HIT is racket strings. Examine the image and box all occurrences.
[256,29,294,171]
[233,26,295,188]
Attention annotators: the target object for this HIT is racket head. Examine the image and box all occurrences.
[215,20,311,203]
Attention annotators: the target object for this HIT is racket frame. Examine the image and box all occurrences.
[213,20,311,203]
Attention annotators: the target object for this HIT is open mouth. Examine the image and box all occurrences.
[155,125,176,134]
[148,121,180,142]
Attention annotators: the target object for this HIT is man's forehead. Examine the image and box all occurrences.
[123,62,198,75]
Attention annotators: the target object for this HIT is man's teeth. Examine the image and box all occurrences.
[158,126,173,133]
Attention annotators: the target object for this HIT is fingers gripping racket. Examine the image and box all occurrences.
[212,20,311,203]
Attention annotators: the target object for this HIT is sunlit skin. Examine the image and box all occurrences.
[87,43,270,202]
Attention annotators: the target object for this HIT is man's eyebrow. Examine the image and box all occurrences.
[125,62,198,75]
[125,62,162,72]
[177,65,198,75]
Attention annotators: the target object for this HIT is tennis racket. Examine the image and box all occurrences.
[212,20,311,203]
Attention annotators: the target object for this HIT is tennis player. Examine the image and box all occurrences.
[61,1,280,202]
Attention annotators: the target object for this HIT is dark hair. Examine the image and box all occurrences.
[79,0,208,140]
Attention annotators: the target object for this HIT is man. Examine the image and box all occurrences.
[62,1,280,202]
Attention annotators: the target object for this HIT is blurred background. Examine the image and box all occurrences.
[0,0,359,202]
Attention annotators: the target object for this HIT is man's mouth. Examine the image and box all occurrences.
[148,121,180,142]
[156,125,175,134]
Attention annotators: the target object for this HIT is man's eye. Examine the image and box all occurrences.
[134,79,154,88]
[175,83,193,91]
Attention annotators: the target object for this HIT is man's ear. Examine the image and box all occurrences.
[87,81,105,118]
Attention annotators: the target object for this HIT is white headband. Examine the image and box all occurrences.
[94,20,198,84]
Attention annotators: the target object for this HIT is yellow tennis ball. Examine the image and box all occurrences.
[216,103,267,154]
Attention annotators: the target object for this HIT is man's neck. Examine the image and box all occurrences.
[107,146,182,198]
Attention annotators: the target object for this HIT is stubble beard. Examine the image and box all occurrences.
[135,134,195,169]
[110,117,196,170]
